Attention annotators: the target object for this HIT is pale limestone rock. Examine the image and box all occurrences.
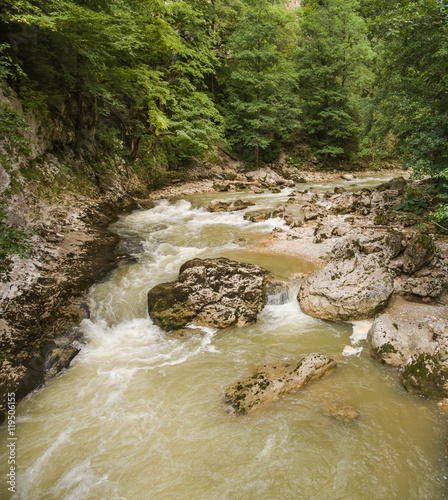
[367,313,436,367]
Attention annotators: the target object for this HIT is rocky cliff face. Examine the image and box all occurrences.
[0,86,165,423]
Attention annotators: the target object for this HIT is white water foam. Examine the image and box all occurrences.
[350,320,373,345]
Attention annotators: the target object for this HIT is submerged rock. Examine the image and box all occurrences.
[298,243,393,321]
[224,353,337,415]
[147,258,269,332]
[322,401,360,422]
[367,313,436,367]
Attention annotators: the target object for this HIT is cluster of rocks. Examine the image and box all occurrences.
[298,231,446,317]
[207,199,255,212]
[268,176,448,401]
[299,177,413,224]
[213,167,295,192]
[291,226,448,399]
[146,258,341,414]
[146,172,448,413]
[368,313,448,398]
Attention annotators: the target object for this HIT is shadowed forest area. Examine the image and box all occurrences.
[0,0,446,182]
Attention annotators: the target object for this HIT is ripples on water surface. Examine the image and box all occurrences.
[1,181,448,499]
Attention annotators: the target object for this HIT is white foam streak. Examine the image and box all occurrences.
[351,320,373,345]
[79,318,217,374]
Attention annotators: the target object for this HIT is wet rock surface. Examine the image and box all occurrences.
[244,209,274,223]
[207,199,255,212]
[250,173,448,402]
[224,353,337,415]
[147,258,270,332]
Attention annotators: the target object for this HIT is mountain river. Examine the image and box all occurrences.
[1,176,447,499]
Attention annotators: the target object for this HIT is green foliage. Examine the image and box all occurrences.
[223,0,300,164]
[296,0,374,161]
[395,197,428,215]
[2,0,445,185]
[369,1,448,174]
[0,199,31,282]
[0,0,224,165]
[0,103,29,165]
[168,92,223,163]
[432,203,448,230]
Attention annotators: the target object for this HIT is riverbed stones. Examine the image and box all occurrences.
[303,204,326,221]
[245,167,288,187]
[298,243,394,321]
[224,353,337,415]
[244,209,273,222]
[367,313,436,367]
[341,174,355,181]
[147,258,270,332]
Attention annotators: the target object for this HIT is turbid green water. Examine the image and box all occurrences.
[1,178,447,499]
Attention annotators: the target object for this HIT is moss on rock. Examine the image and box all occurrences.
[400,353,448,399]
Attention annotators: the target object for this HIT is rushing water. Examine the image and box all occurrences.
[1,178,448,499]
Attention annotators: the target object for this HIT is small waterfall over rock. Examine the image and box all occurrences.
[264,278,290,305]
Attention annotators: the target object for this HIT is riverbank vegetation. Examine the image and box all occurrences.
[1,1,447,220]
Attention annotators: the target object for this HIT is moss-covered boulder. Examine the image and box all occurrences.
[400,353,448,399]
[147,258,270,332]
[224,353,337,415]
[402,234,435,274]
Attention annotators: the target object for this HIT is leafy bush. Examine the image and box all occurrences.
[395,197,428,216]
[0,200,31,282]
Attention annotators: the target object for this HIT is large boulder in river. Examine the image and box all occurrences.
[224,353,337,415]
[367,313,436,367]
[400,353,448,399]
[298,240,394,321]
[147,258,269,332]
[207,199,254,212]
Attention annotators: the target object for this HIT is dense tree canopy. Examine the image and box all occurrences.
[296,0,373,160]
[369,1,448,212]
[0,0,447,219]
[223,0,299,164]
